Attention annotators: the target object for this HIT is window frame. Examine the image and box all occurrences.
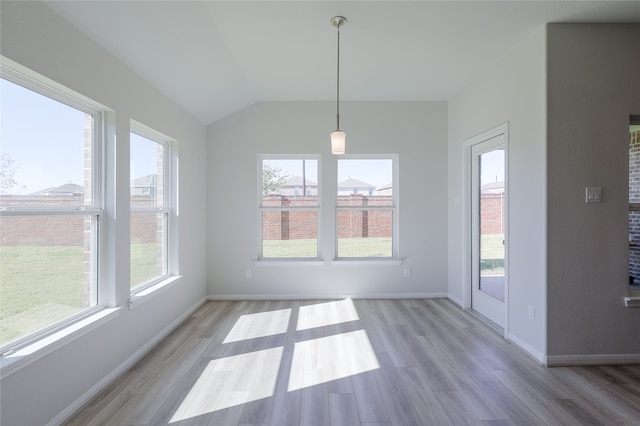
[0,63,105,355]
[628,115,640,293]
[257,155,322,261]
[129,121,175,295]
[335,154,399,261]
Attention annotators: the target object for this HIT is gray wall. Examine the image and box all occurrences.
[0,2,208,424]
[207,101,449,298]
[447,27,547,359]
[547,24,640,359]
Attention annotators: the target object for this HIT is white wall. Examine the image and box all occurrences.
[0,2,208,424]
[447,27,547,359]
[207,101,448,298]
[546,24,640,360]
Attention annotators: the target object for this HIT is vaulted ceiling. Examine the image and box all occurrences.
[47,1,640,124]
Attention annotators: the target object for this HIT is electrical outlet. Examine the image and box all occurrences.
[527,305,535,321]
[245,269,252,279]
[404,268,411,278]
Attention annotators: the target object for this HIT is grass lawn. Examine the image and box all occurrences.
[481,233,505,275]
[0,245,86,345]
[263,237,392,258]
[131,243,162,289]
[0,243,161,346]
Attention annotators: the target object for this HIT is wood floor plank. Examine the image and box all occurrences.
[434,390,485,425]
[329,392,360,426]
[300,383,331,426]
[351,372,390,424]
[63,299,640,426]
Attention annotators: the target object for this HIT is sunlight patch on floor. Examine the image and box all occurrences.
[169,346,284,423]
[296,298,360,331]
[222,308,291,343]
[288,329,380,392]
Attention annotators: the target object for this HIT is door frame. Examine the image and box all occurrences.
[462,122,509,337]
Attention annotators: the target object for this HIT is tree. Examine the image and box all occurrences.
[262,163,288,195]
[0,153,17,192]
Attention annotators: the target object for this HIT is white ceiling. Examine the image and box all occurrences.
[46,1,640,125]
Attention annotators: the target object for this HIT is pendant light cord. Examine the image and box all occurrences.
[336,23,341,130]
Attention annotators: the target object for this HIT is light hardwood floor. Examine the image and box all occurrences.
[65,299,640,425]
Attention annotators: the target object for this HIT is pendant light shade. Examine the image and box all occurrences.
[330,16,347,155]
[330,130,346,155]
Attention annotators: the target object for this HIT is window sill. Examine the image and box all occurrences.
[129,275,183,309]
[252,259,404,267]
[254,259,325,267]
[0,307,121,379]
[332,259,403,266]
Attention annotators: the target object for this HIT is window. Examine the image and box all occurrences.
[629,115,640,289]
[0,70,103,352]
[259,157,319,259]
[336,156,397,258]
[130,123,173,292]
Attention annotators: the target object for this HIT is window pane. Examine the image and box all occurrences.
[262,210,317,258]
[131,212,166,289]
[337,159,392,204]
[337,210,392,257]
[262,159,318,205]
[131,133,164,208]
[630,123,640,203]
[0,79,92,207]
[0,215,95,347]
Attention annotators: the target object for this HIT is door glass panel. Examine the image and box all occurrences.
[479,149,505,301]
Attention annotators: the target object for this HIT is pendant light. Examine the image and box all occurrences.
[330,16,347,155]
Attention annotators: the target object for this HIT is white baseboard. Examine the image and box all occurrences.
[447,293,463,307]
[506,333,546,365]
[207,292,449,301]
[49,297,208,426]
[545,353,640,367]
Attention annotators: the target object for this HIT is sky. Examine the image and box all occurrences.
[480,149,505,185]
[1,79,156,194]
[265,158,393,189]
[1,79,86,194]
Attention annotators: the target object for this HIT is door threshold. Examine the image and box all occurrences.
[467,309,504,336]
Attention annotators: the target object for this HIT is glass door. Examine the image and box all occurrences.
[471,135,506,328]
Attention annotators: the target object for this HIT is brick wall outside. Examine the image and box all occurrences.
[262,193,503,241]
[263,194,393,240]
[480,193,505,235]
[2,191,507,245]
[0,194,160,246]
[0,196,85,246]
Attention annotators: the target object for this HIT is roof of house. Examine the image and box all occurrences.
[338,178,376,189]
[132,174,157,187]
[481,181,505,194]
[31,183,83,195]
[283,176,317,187]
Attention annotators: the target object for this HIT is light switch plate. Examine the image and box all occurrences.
[585,187,602,203]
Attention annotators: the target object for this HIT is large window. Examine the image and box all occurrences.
[259,157,319,259]
[336,157,397,259]
[130,123,172,292]
[0,70,102,352]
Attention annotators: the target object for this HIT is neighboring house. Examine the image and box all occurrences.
[338,178,377,195]
[376,182,393,196]
[31,183,83,196]
[279,175,317,196]
[481,180,504,194]
[131,174,156,196]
